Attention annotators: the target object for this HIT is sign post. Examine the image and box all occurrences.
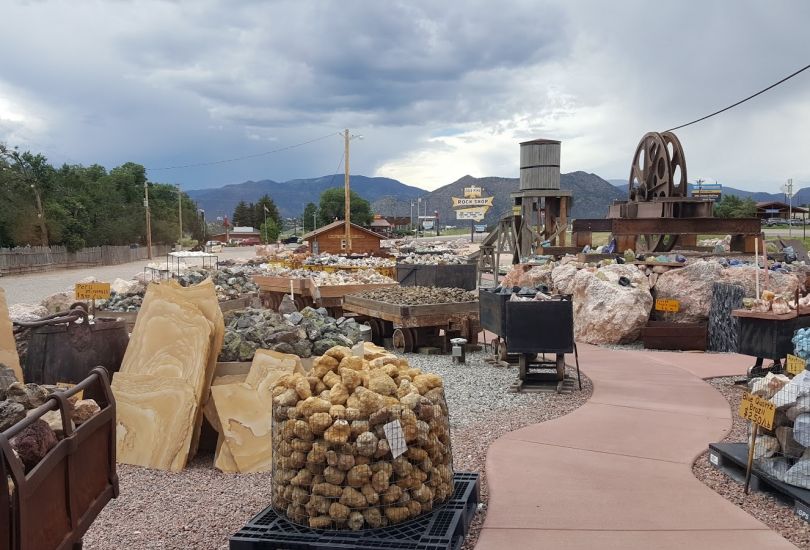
[452,186,493,242]
[738,392,777,493]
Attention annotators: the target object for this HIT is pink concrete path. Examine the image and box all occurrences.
[475,345,799,550]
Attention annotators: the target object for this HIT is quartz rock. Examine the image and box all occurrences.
[42,409,73,439]
[753,434,779,459]
[785,458,810,490]
[653,261,724,323]
[572,269,653,344]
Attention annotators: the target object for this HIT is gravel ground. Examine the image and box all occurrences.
[83,351,592,549]
[692,377,810,549]
[0,247,258,306]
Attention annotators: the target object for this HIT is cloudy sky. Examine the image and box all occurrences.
[1,0,810,193]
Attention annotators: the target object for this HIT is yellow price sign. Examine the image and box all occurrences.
[738,392,776,430]
[512,205,521,216]
[655,298,680,312]
[787,354,807,376]
[75,282,111,300]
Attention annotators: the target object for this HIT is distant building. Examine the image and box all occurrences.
[209,226,260,243]
[756,201,808,220]
[302,221,383,255]
[384,216,412,231]
[369,215,393,236]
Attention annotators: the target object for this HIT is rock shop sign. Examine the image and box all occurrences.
[453,185,493,222]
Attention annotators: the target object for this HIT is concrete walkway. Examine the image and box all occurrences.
[475,345,798,550]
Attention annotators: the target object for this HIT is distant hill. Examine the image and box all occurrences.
[376,172,626,225]
[608,180,805,205]
[187,175,424,219]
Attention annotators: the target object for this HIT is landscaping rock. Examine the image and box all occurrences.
[10,419,58,472]
[72,399,101,425]
[0,400,25,431]
[572,269,652,345]
[653,261,724,323]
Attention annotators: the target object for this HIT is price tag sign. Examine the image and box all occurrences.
[655,298,680,312]
[75,282,111,300]
[382,419,408,459]
[787,354,807,376]
[738,392,776,430]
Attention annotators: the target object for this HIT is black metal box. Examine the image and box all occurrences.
[505,298,574,354]
[397,264,477,290]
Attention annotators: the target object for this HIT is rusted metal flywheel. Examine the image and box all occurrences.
[627,131,688,252]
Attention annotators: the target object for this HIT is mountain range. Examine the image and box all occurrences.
[607,179,803,204]
[188,172,625,225]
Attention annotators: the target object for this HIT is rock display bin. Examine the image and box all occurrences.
[1,367,117,550]
[271,343,454,531]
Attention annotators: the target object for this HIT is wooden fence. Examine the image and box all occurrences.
[0,244,172,275]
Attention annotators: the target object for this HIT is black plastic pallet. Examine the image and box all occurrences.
[708,442,810,522]
[230,472,480,550]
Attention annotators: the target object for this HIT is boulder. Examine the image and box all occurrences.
[776,426,806,458]
[40,291,76,314]
[7,303,48,323]
[785,458,810,490]
[551,264,579,295]
[278,295,298,314]
[10,419,58,472]
[572,269,653,345]
[753,435,780,459]
[653,261,724,322]
[722,265,799,299]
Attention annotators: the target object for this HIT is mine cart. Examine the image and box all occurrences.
[342,294,480,353]
[396,263,477,290]
[254,275,313,310]
[1,367,118,550]
[479,289,581,391]
[16,307,128,393]
[731,307,810,376]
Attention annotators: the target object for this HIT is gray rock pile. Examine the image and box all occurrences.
[354,287,476,305]
[303,254,395,268]
[177,266,260,300]
[219,307,364,362]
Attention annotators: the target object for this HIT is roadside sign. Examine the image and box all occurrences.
[655,298,680,312]
[456,207,487,221]
[75,282,111,300]
[474,224,486,233]
[451,197,494,208]
[738,393,776,430]
[787,354,807,375]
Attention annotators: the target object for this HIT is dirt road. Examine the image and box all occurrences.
[0,247,258,306]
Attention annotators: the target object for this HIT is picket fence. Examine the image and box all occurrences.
[0,244,172,274]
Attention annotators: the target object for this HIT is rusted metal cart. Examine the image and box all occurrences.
[479,289,581,391]
[1,367,118,550]
[731,307,810,376]
[255,275,397,317]
[342,294,480,353]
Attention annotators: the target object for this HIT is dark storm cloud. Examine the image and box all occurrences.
[1,0,809,190]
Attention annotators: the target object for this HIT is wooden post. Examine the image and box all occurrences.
[744,423,759,494]
[558,197,568,247]
[344,129,351,252]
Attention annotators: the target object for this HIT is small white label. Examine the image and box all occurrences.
[383,420,408,459]
[796,503,810,522]
[709,453,719,466]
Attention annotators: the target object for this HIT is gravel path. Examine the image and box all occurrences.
[83,351,592,549]
[0,247,257,306]
[692,377,810,549]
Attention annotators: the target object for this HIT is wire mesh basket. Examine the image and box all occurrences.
[748,356,810,489]
[271,344,454,530]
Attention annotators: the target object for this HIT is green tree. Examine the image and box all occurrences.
[259,218,280,243]
[302,202,318,232]
[254,195,280,228]
[318,187,373,226]
[714,195,756,218]
[232,201,251,226]
[0,144,52,245]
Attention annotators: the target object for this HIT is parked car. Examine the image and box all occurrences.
[240,237,261,246]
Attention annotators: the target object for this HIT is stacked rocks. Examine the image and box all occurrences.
[304,254,395,268]
[0,366,101,472]
[271,344,453,530]
[177,266,260,301]
[219,307,363,362]
[354,287,476,305]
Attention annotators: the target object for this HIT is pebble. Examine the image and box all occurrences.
[355,286,476,305]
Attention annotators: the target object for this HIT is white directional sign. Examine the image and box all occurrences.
[456,207,487,221]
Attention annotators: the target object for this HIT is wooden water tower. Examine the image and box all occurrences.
[512,138,571,248]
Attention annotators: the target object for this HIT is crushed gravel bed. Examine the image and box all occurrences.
[83,351,592,549]
[692,377,810,549]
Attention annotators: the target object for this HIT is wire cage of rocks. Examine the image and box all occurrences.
[748,366,810,490]
[271,344,455,531]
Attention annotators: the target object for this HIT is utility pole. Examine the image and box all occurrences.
[344,129,352,252]
[785,178,794,238]
[176,184,183,243]
[144,181,153,259]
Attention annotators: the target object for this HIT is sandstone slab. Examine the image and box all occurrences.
[112,373,197,472]
[0,287,22,382]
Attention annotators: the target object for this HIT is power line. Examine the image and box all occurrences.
[146,132,338,171]
[665,62,810,132]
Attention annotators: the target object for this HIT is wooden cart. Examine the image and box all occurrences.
[342,294,480,353]
[253,275,313,310]
[97,294,256,332]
